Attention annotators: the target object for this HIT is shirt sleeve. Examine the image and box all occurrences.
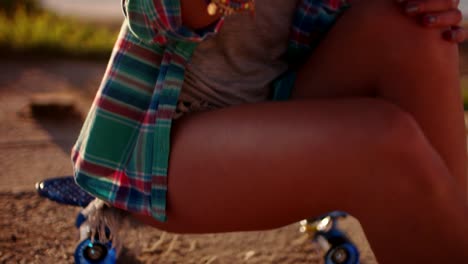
[122,0,224,44]
[72,21,164,213]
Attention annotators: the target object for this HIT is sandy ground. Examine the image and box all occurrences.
[0,192,378,264]
[0,59,395,263]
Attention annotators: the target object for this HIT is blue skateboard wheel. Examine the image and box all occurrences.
[74,239,116,264]
[325,243,360,264]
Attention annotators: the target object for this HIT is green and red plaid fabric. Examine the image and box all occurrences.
[288,0,350,65]
[72,0,349,222]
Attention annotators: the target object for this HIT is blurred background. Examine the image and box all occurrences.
[0,0,121,60]
[0,1,467,263]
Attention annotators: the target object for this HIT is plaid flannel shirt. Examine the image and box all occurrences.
[71,0,349,222]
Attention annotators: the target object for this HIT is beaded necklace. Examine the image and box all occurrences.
[205,0,255,16]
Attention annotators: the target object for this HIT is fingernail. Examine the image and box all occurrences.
[422,15,437,25]
[405,2,419,14]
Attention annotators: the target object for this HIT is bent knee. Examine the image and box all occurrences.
[371,100,433,161]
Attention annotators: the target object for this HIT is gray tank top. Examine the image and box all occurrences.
[180,0,299,109]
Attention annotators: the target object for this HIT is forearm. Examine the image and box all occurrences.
[181,0,222,29]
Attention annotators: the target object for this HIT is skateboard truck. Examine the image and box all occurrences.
[300,211,360,264]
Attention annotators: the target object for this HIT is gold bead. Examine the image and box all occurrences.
[207,3,218,16]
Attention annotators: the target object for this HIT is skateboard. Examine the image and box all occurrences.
[36,176,360,264]
[300,211,360,264]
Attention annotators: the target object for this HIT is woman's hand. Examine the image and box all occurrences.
[396,0,467,42]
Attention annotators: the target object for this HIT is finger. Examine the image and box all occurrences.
[442,27,468,43]
[420,10,463,27]
[404,0,459,15]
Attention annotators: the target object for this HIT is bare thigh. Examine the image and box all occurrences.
[133,98,468,263]
[148,99,420,231]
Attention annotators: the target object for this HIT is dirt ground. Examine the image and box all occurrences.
[0,59,395,264]
[0,192,379,264]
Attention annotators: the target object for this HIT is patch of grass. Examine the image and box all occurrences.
[0,8,119,60]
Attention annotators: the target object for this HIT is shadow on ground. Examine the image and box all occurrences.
[28,93,84,155]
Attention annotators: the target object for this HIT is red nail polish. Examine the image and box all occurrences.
[422,15,436,25]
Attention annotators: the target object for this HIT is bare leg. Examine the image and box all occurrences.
[134,100,468,263]
[294,0,467,198]
[132,0,468,263]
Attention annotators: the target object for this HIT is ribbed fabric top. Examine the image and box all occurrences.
[180,0,299,107]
